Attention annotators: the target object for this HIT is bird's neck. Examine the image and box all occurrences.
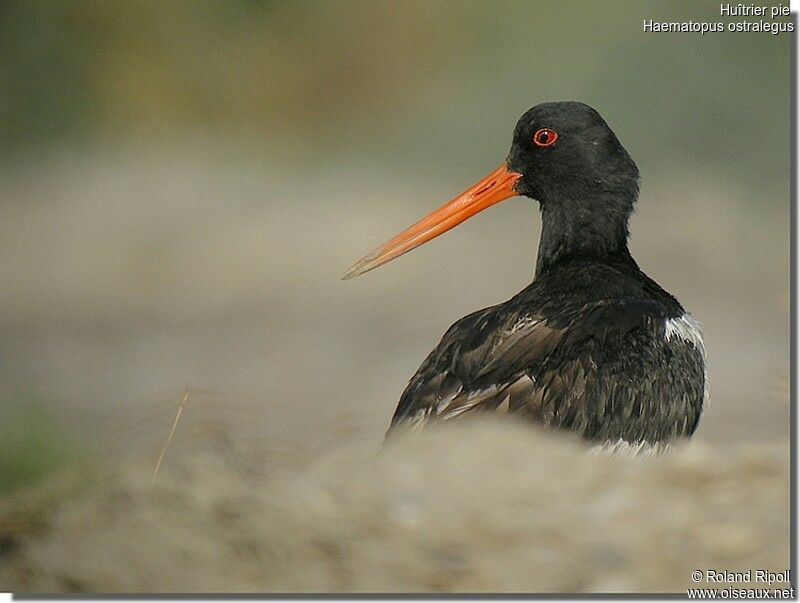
[535,196,634,277]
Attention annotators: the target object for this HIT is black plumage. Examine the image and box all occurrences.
[345,102,706,450]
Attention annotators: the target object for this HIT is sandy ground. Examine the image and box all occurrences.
[0,420,790,593]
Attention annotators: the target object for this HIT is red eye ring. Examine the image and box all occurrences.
[533,128,559,148]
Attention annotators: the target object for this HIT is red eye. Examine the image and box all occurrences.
[533,128,558,148]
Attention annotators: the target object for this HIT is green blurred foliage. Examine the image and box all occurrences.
[0,0,789,203]
[0,399,78,494]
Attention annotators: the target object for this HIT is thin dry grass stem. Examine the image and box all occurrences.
[151,387,190,485]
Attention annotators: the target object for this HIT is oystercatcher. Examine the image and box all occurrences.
[344,102,706,452]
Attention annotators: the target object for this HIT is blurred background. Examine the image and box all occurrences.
[0,0,789,492]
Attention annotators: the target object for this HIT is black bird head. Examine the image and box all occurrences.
[508,102,639,211]
[344,102,640,280]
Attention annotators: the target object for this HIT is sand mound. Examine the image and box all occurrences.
[0,421,789,593]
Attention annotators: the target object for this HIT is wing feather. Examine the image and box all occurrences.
[388,306,559,432]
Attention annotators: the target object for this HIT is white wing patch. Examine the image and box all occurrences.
[664,313,705,355]
[665,312,709,406]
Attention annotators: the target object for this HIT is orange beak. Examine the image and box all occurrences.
[343,163,522,279]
